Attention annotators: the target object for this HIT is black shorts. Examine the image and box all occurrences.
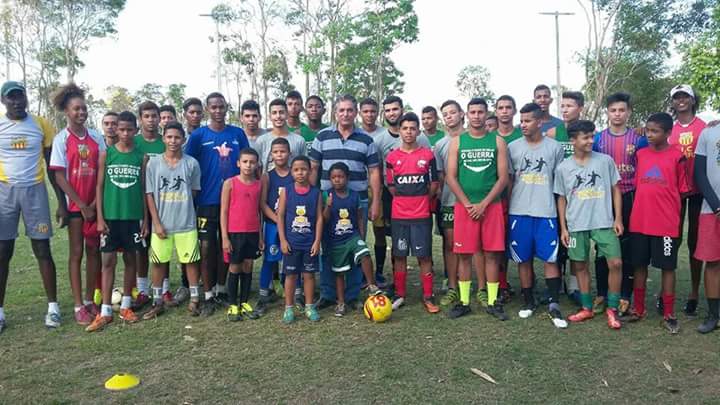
[100,220,146,253]
[228,232,261,263]
[197,205,220,241]
[282,249,319,275]
[391,219,432,258]
[630,233,680,270]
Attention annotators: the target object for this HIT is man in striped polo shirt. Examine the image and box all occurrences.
[310,94,382,309]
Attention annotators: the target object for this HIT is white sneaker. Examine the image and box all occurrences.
[45,312,61,329]
[549,308,568,329]
[391,296,405,310]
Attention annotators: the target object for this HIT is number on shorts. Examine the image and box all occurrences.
[198,217,208,229]
[100,234,108,248]
[443,212,454,223]
[133,233,142,244]
[568,237,577,248]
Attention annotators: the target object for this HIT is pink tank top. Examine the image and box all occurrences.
[228,177,261,232]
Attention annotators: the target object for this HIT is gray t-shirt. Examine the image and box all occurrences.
[255,131,306,172]
[361,125,386,139]
[695,125,720,214]
[508,136,565,217]
[145,154,201,233]
[374,128,431,185]
[553,152,621,232]
[433,135,457,207]
[246,128,268,151]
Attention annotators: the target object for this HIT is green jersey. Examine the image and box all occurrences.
[134,134,165,157]
[457,132,499,203]
[491,127,523,145]
[553,123,574,158]
[300,123,328,149]
[103,145,144,220]
[424,129,445,147]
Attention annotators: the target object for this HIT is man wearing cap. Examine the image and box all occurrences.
[668,84,707,317]
[0,81,63,332]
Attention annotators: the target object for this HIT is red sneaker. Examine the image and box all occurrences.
[606,308,622,329]
[74,305,93,326]
[162,291,178,307]
[86,314,113,332]
[119,308,140,323]
[85,303,100,317]
[568,308,594,323]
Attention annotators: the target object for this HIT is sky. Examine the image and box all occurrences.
[73,0,592,118]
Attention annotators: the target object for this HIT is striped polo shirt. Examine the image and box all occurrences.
[309,126,380,198]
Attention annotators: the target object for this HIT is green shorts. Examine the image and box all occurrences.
[567,228,620,262]
[440,206,454,229]
[150,230,200,264]
[328,235,370,273]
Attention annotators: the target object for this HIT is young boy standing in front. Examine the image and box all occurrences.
[86,111,147,332]
[143,122,202,319]
[385,112,440,313]
[624,113,689,334]
[277,156,323,324]
[555,120,624,329]
[221,148,265,321]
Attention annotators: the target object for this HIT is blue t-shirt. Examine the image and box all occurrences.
[266,168,294,221]
[184,125,249,206]
[325,189,360,246]
[541,115,564,134]
[284,185,320,250]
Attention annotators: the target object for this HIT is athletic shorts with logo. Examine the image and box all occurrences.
[508,215,559,263]
[329,235,370,272]
[67,211,100,248]
[439,206,454,229]
[100,220,146,253]
[263,221,282,262]
[0,182,52,240]
[150,230,200,264]
[453,201,505,254]
[629,233,680,270]
[196,205,219,241]
[694,213,720,262]
[283,250,319,275]
[391,218,432,258]
[567,228,621,262]
[227,232,261,264]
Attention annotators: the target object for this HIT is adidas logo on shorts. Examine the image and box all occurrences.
[663,236,673,257]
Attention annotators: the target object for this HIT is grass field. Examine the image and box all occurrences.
[1,198,719,403]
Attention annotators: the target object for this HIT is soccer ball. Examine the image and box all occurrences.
[111,288,122,311]
[363,294,392,323]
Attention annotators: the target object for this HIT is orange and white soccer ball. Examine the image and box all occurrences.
[363,294,392,323]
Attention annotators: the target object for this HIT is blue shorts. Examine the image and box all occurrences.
[263,222,282,262]
[283,249,319,275]
[508,215,559,263]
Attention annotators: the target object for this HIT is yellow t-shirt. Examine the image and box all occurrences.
[0,114,55,186]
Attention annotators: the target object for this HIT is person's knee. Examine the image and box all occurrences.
[607,257,622,271]
[30,239,53,262]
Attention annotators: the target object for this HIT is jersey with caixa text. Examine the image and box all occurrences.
[385,147,438,221]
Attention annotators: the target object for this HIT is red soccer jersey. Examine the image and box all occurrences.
[669,117,706,194]
[49,128,104,213]
[385,146,438,221]
[630,146,690,237]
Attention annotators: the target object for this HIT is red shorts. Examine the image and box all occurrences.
[452,201,505,254]
[694,213,720,262]
[83,220,100,248]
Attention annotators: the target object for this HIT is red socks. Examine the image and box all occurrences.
[394,271,407,298]
[499,270,508,289]
[421,272,433,299]
[662,294,675,319]
[633,288,646,315]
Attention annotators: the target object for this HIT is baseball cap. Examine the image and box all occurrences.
[1,81,26,97]
[670,84,695,99]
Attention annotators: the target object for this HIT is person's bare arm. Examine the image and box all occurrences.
[220,179,233,253]
[557,195,570,247]
[95,151,108,234]
[368,166,382,221]
[311,192,323,256]
[611,184,624,236]
[146,193,165,238]
[260,173,279,222]
[277,189,290,254]
[322,192,333,222]
[46,147,68,227]
[310,160,321,187]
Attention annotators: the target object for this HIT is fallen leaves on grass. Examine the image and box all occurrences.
[184,325,192,329]
[470,368,497,384]
[667,387,680,393]
[601,379,609,387]
[183,335,196,343]
[663,361,672,373]
[692,368,703,375]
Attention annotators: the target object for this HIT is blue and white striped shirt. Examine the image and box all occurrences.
[309,126,380,199]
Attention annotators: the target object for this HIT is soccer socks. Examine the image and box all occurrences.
[101,304,112,317]
[48,302,60,314]
[595,258,609,298]
[458,281,471,305]
[521,288,534,306]
[259,260,274,291]
[487,282,499,306]
[607,292,621,310]
[546,277,561,305]
[421,272,433,299]
[189,286,200,300]
[633,288,646,315]
[394,271,407,298]
[374,245,386,275]
[181,267,190,289]
[662,294,675,319]
[152,287,162,305]
[137,277,149,295]
[580,293,593,310]
[708,298,720,319]
[162,278,170,295]
[120,296,131,310]
[227,272,240,306]
[499,270,509,289]
[239,273,252,304]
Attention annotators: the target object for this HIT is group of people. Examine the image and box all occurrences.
[0,79,718,335]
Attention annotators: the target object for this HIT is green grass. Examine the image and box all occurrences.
[1,199,719,403]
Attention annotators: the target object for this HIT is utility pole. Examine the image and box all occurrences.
[539,11,575,115]
[200,12,223,92]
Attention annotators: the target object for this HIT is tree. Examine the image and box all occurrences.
[456,65,495,103]
[678,3,720,111]
[165,83,187,113]
[105,85,135,113]
[134,82,164,104]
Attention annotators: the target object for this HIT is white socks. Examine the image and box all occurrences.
[48,302,60,314]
